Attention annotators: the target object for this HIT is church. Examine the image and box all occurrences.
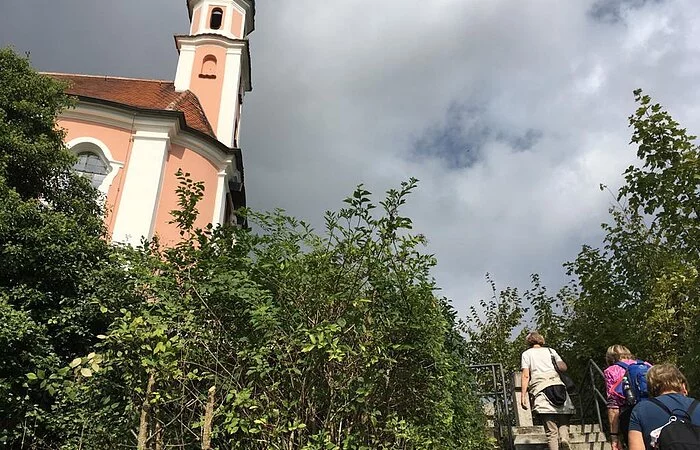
[47,0,254,246]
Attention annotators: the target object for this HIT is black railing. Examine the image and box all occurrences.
[578,359,609,435]
[465,363,515,450]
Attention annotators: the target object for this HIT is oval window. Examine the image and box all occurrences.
[210,8,223,30]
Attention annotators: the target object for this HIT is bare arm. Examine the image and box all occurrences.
[521,368,530,409]
[551,349,567,371]
[628,430,644,450]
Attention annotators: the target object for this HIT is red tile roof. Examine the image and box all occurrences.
[46,73,215,138]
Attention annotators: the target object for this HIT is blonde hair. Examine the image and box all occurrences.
[647,364,688,397]
[526,331,545,347]
[605,345,634,366]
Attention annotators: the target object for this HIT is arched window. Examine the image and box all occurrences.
[68,138,122,195]
[210,8,223,30]
[200,55,217,78]
[73,151,110,189]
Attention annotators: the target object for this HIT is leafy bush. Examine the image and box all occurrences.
[49,178,492,449]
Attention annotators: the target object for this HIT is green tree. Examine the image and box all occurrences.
[0,48,112,446]
[29,176,493,449]
[461,275,528,372]
[461,274,571,374]
[566,89,700,383]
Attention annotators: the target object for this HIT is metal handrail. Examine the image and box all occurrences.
[465,363,514,450]
[580,359,609,434]
[589,359,605,378]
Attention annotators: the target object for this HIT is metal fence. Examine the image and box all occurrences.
[465,363,515,450]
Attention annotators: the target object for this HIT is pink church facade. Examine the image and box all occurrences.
[48,0,254,246]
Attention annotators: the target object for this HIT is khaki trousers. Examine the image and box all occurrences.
[539,414,571,450]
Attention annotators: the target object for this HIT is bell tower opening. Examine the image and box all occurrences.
[209,7,223,30]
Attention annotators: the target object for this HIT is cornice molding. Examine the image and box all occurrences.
[59,101,240,172]
[175,34,248,51]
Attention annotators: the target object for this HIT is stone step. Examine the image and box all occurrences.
[514,444,611,450]
[514,425,603,435]
[514,433,607,445]
[510,419,611,449]
[513,424,610,449]
[573,445,611,450]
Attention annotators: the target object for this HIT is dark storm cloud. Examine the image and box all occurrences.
[0,0,187,78]
[504,129,544,152]
[589,0,665,24]
[412,103,489,169]
[412,103,545,168]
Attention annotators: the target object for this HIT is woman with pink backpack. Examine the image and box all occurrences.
[604,345,652,450]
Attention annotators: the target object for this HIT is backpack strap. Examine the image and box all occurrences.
[650,398,700,422]
[548,348,561,374]
[649,398,674,416]
[615,361,630,370]
[687,400,700,423]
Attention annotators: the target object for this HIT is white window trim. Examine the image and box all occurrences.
[67,137,124,195]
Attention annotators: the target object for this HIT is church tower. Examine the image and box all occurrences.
[47,1,255,245]
[174,0,254,148]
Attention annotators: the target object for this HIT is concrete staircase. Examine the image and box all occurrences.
[513,424,611,450]
[509,373,611,450]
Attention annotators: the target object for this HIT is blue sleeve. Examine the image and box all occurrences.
[629,405,643,432]
[692,400,700,424]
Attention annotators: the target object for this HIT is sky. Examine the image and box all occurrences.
[2,0,700,317]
